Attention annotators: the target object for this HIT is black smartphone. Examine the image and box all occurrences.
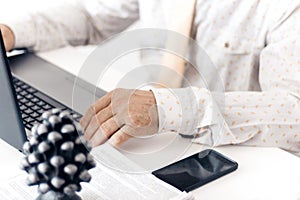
[152,149,238,192]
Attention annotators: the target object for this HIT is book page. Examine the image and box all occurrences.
[0,143,194,200]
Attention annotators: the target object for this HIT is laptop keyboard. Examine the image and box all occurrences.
[12,76,82,130]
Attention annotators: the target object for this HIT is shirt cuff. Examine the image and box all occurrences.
[151,87,216,135]
[2,15,35,49]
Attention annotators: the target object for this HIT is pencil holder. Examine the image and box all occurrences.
[20,108,96,200]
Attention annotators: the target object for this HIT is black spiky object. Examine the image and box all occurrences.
[20,108,96,200]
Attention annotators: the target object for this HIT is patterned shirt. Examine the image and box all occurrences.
[5,0,300,153]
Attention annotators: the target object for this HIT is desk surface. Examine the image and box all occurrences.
[1,137,300,200]
[189,145,300,199]
[1,47,300,199]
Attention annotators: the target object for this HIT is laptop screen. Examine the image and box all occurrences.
[0,31,26,151]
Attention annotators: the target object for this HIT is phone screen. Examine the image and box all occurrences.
[152,149,238,192]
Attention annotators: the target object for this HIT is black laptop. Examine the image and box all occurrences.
[0,31,84,151]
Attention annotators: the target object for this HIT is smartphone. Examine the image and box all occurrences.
[152,149,238,192]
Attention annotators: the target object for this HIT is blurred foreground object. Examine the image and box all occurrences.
[20,108,96,200]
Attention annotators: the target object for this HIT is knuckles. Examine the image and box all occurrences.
[128,113,152,128]
[86,88,158,140]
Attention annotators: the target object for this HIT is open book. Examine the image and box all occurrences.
[0,142,194,200]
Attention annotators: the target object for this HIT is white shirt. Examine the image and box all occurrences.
[5,0,300,153]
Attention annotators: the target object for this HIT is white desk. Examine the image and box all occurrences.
[1,138,300,200]
[1,47,300,199]
[189,146,300,199]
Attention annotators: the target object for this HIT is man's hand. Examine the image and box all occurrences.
[80,89,159,147]
[0,24,15,51]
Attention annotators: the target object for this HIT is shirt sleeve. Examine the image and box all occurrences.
[152,3,300,153]
[2,0,139,51]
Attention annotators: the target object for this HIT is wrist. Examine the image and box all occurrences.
[152,87,220,135]
[151,87,201,134]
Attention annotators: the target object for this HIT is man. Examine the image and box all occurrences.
[1,0,300,153]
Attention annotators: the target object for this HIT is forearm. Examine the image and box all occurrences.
[3,0,139,51]
[152,87,300,152]
[2,0,91,51]
[219,90,300,152]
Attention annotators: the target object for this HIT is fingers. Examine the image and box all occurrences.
[83,105,114,140]
[90,117,123,147]
[0,24,15,51]
[80,91,112,129]
[81,89,158,148]
[108,125,133,147]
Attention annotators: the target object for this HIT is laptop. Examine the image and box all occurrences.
[0,32,106,151]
